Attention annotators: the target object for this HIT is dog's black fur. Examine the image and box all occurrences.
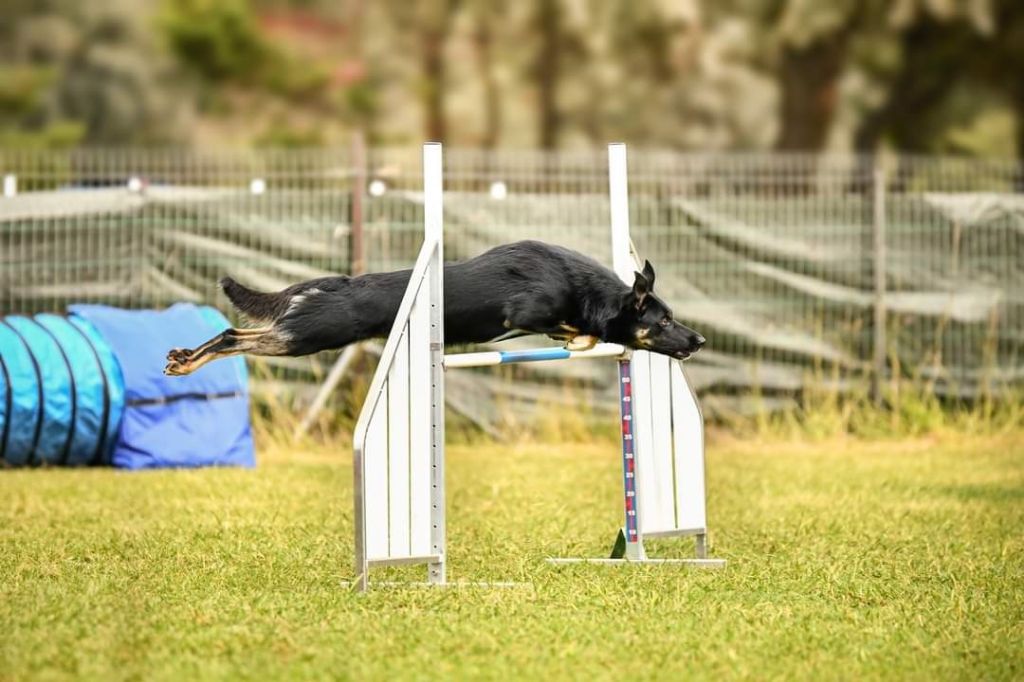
[164,240,704,376]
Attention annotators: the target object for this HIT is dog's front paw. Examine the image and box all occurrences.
[164,359,189,376]
[166,348,191,363]
[564,335,598,352]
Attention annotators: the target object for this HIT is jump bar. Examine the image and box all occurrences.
[443,343,627,369]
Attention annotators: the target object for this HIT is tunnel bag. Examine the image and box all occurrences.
[68,303,255,470]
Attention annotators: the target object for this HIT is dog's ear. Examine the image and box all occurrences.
[642,260,656,290]
[632,270,651,308]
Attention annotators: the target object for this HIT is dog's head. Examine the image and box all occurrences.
[624,261,705,360]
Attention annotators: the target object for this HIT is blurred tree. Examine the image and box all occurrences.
[161,0,330,102]
[0,0,191,146]
[0,2,82,146]
[976,0,1024,161]
[59,10,191,144]
[0,0,1019,155]
[774,0,865,151]
[531,0,564,149]
[420,0,461,142]
[338,0,380,136]
[852,0,1002,155]
[568,0,774,150]
[162,0,271,82]
[469,1,504,148]
[853,14,989,154]
[382,0,461,142]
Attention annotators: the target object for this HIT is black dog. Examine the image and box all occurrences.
[164,240,704,376]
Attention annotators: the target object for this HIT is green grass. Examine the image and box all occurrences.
[2,433,1022,681]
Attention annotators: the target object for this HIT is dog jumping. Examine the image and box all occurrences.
[163,240,705,376]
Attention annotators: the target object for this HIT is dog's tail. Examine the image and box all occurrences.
[220,277,290,323]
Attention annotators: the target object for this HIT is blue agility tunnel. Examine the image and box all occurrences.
[0,320,45,466]
[0,304,254,469]
[0,314,120,467]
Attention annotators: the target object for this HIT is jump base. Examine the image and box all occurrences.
[545,558,726,567]
[343,580,532,590]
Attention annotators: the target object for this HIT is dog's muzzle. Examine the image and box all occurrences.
[675,333,705,360]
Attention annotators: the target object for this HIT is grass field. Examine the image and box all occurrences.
[2,433,1022,680]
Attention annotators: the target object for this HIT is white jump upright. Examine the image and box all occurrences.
[351,143,723,591]
[548,143,716,565]
[352,143,446,591]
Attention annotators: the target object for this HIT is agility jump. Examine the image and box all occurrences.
[351,143,724,591]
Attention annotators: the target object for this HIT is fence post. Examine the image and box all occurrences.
[350,130,367,276]
[871,164,887,405]
[292,131,368,441]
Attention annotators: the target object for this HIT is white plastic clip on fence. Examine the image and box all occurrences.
[350,143,724,591]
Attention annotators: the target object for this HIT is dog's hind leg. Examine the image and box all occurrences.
[164,327,289,376]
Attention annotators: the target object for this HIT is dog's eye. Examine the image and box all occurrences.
[659,318,670,328]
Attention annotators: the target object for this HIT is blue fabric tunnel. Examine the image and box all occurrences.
[0,314,123,467]
[0,304,253,469]
[0,321,42,467]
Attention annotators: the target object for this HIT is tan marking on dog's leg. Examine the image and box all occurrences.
[170,333,224,362]
[229,326,273,337]
[192,327,272,352]
[164,329,291,376]
[564,335,598,351]
[166,327,272,364]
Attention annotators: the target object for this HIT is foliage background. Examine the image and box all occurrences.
[1,0,1022,157]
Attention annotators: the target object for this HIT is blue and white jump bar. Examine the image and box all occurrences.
[443,343,626,369]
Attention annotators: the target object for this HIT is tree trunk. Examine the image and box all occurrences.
[1014,89,1024,190]
[534,0,562,150]
[422,27,446,142]
[473,11,501,148]
[775,36,851,151]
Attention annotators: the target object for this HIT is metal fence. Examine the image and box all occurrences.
[1,146,1021,422]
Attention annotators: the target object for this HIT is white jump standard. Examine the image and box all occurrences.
[351,142,724,591]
